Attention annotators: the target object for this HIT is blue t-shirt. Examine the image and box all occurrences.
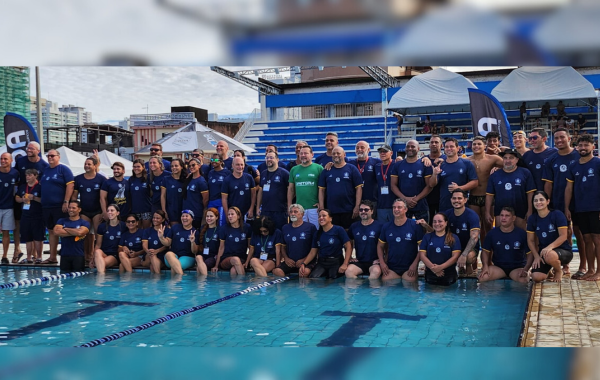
[425,154,447,207]
[128,175,152,214]
[281,222,317,261]
[40,164,74,208]
[145,158,171,173]
[391,159,433,211]
[161,175,185,222]
[149,171,171,211]
[526,210,571,252]
[486,167,536,217]
[97,221,126,254]
[311,225,350,258]
[259,167,290,212]
[419,233,461,279]
[444,207,481,252]
[314,153,348,167]
[482,227,529,268]
[101,178,130,216]
[219,223,252,259]
[143,226,171,251]
[523,147,558,192]
[374,161,396,209]
[379,218,424,271]
[542,149,579,212]
[221,173,256,217]
[207,168,231,202]
[56,217,90,257]
[348,220,382,263]
[183,176,209,220]
[15,156,49,184]
[222,157,234,171]
[119,229,144,252]
[168,223,198,257]
[566,157,600,213]
[349,158,380,202]
[200,226,220,257]
[0,168,19,209]
[251,229,283,260]
[437,158,477,211]
[74,173,106,213]
[317,164,363,214]
[16,183,42,219]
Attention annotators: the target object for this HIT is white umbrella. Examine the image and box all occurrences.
[98,150,133,173]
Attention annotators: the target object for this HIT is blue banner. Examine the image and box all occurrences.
[468,88,513,148]
[3,112,40,161]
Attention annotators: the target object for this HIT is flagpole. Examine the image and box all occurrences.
[35,67,44,154]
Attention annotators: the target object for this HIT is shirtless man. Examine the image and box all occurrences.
[467,136,502,242]
[485,131,507,155]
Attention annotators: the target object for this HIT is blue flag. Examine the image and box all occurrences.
[3,112,41,162]
[468,88,513,148]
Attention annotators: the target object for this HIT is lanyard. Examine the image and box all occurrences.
[381,162,392,182]
[356,160,367,174]
[260,234,271,251]
[25,181,38,195]
[205,227,217,243]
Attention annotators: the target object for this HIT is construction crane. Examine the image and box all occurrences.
[210,66,282,95]
[358,66,401,88]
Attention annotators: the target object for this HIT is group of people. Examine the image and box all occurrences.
[3,125,598,286]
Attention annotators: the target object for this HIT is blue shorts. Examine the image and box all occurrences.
[165,254,195,270]
[20,217,46,242]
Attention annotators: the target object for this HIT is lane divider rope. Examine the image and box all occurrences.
[77,276,290,348]
[0,271,91,289]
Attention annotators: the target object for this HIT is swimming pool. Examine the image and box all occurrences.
[0,268,531,347]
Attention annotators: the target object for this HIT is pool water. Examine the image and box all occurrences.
[0,268,531,347]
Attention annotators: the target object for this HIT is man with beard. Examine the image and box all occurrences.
[54,200,90,272]
[286,141,307,171]
[345,200,382,279]
[522,128,557,193]
[288,146,323,228]
[444,189,480,274]
[425,135,445,223]
[349,141,379,206]
[315,132,348,167]
[101,162,130,219]
[256,151,290,230]
[274,204,317,277]
[375,144,396,222]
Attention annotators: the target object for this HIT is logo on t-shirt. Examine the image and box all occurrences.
[395,237,401,242]
[505,183,512,190]
[560,165,567,172]
[435,247,441,253]
[328,238,335,244]
[504,244,510,250]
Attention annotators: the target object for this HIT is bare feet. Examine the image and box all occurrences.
[550,270,563,282]
[586,272,600,282]
[580,271,596,281]
[562,265,571,276]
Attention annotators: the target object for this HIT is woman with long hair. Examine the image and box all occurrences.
[299,209,352,279]
[118,214,149,272]
[196,207,219,275]
[206,154,231,226]
[162,210,199,275]
[183,157,209,229]
[245,216,282,277]
[148,156,170,213]
[144,210,170,274]
[129,159,152,229]
[419,212,462,286]
[94,204,126,274]
[526,191,573,283]
[213,207,252,276]
[161,158,187,225]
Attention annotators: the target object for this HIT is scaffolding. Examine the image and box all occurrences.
[0,67,31,145]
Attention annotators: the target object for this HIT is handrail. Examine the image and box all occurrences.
[234,108,260,141]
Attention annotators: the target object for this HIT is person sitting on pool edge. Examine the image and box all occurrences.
[144,210,170,274]
[245,216,282,277]
[163,210,200,275]
[118,214,150,273]
[274,204,317,277]
[419,212,462,286]
[527,191,573,282]
[196,207,220,276]
[479,207,531,283]
[213,207,252,276]
[299,209,352,279]
[94,204,126,274]
[345,200,383,279]
[53,200,90,273]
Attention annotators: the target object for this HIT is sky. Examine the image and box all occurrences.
[29,67,261,123]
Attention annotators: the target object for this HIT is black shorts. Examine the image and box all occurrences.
[310,256,343,279]
[43,207,67,230]
[331,212,353,230]
[197,254,216,270]
[13,199,22,221]
[425,269,458,286]
[531,248,573,274]
[81,210,102,221]
[573,211,600,235]
[105,251,121,265]
[468,195,486,208]
[350,261,377,274]
[277,260,313,275]
[496,264,523,278]
[387,265,408,277]
[60,256,85,273]
[20,217,45,242]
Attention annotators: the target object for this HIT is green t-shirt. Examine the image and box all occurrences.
[289,163,323,210]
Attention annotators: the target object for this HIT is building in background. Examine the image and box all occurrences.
[29,97,89,144]
[59,104,92,125]
[208,113,218,121]
[0,67,30,145]
[119,117,130,130]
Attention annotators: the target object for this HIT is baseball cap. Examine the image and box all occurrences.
[377,144,392,152]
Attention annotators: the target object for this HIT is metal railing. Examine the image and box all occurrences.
[234,108,260,141]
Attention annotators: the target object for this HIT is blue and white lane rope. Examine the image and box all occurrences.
[77,276,290,348]
[0,271,91,289]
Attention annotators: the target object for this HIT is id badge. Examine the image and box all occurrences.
[260,253,268,260]
[203,247,210,255]
[263,184,270,192]
[381,186,389,195]
[23,203,30,210]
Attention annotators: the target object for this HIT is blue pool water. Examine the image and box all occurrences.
[0,268,531,347]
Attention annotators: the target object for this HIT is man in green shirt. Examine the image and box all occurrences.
[288,145,323,228]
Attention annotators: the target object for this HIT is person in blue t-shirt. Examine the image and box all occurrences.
[377,199,428,281]
[444,189,481,274]
[0,153,20,264]
[53,201,90,273]
[118,214,148,273]
[15,169,44,264]
[196,208,220,275]
[256,152,290,231]
[314,132,348,167]
[425,135,446,223]
[348,141,380,204]
[300,209,352,279]
[245,216,283,277]
[144,210,170,274]
[419,212,462,286]
[221,157,256,219]
[144,143,171,172]
[485,149,536,230]
[161,159,187,226]
[522,128,558,192]
[274,204,317,277]
[101,162,130,219]
[527,191,573,283]
[214,206,253,276]
[148,156,171,212]
[345,200,383,279]
[207,154,231,226]
[375,145,397,222]
[183,158,209,229]
[128,159,152,229]
[479,207,532,283]
[318,147,363,229]
[163,210,199,275]
[430,138,478,212]
[94,204,126,274]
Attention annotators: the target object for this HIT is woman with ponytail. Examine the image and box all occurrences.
[419,212,461,286]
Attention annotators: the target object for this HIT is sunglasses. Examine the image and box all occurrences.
[359,208,371,212]
[188,163,198,167]
[46,154,58,158]
[528,135,540,141]
[192,154,200,158]
[150,148,160,152]
[126,220,137,224]
[210,158,220,162]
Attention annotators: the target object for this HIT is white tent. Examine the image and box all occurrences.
[56,146,112,177]
[491,67,598,109]
[98,150,133,173]
[387,68,478,115]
